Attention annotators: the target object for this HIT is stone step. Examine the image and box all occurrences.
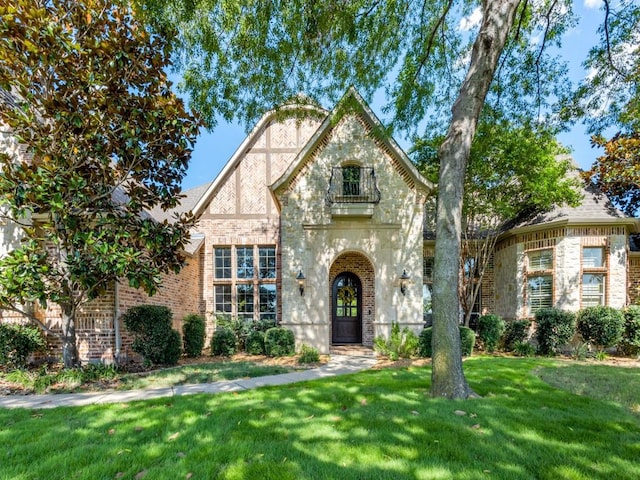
[329,345,377,358]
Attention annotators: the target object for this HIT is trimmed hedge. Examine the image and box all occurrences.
[122,305,182,365]
[182,314,206,357]
[211,327,236,356]
[577,306,625,350]
[535,307,576,355]
[264,327,295,356]
[418,326,475,357]
[501,320,531,351]
[477,314,505,353]
[0,323,46,369]
[620,306,640,355]
[245,330,266,355]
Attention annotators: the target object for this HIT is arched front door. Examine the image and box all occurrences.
[332,272,362,344]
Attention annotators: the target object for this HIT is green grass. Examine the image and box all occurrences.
[1,357,639,479]
[537,362,640,416]
[1,362,295,394]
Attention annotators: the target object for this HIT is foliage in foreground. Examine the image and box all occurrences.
[0,0,199,368]
[264,327,295,357]
[477,314,505,353]
[0,358,638,480]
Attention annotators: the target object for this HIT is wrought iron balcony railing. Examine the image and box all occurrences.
[325,166,381,205]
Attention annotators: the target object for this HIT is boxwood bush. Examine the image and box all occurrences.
[0,323,46,370]
[535,307,576,355]
[245,330,266,355]
[418,326,475,357]
[577,306,625,351]
[264,327,295,356]
[122,305,182,365]
[501,320,531,351]
[477,314,505,353]
[211,327,237,356]
[620,306,640,356]
[182,314,206,358]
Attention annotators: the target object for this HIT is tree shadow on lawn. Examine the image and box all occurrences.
[1,357,638,479]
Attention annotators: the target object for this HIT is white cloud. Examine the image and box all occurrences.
[458,7,482,32]
[584,0,603,9]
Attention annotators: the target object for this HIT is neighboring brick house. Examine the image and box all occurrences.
[2,87,640,361]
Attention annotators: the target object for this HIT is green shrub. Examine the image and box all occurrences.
[577,306,625,350]
[501,320,531,351]
[215,315,252,350]
[211,327,237,356]
[514,341,536,357]
[459,326,475,356]
[122,305,182,365]
[373,322,419,360]
[418,326,475,357]
[298,344,320,364]
[182,314,206,357]
[535,307,576,355]
[252,318,277,333]
[0,323,46,369]
[620,306,640,356]
[245,330,266,355]
[264,327,295,356]
[477,314,505,353]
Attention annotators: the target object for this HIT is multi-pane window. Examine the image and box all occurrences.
[214,247,232,279]
[527,249,553,313]
[259,284,277,320]
[342,165,361,196]
[214,285,232,314]
[583,247,604,268]
[528,275,553,312]
[423,256,434,282]
[582,274,605,307]
[582,247,606,306]
[422,284,433,325]
[213,245,276,321]
[236,284,254,320]
[259,247,276,279]
[236,247,254,279]
[528,249,553,271]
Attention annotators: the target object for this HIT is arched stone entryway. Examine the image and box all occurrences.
[329,252,375,346]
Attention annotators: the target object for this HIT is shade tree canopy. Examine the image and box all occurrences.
[0,0,200,367]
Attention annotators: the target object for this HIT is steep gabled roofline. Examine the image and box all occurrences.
[191,102,328,218]
[270,87,434,209]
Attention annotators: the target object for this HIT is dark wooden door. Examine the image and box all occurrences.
[332,272,362,344]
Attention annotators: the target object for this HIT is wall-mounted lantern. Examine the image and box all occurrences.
[400,270,410,296]
[296,270,306,296]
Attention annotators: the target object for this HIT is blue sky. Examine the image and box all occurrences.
[180,0,608,191]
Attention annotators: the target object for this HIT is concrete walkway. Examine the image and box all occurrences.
[0,354,377,410]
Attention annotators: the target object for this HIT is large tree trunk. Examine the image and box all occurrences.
[431,0,521,399]
[61,302,80,368]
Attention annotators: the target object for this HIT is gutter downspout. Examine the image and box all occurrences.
[114,280,121,365]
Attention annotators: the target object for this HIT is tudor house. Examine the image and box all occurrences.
[1,88,639,361]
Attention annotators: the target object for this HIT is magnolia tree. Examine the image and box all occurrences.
[0,0,200,367]
[136,0,630,397]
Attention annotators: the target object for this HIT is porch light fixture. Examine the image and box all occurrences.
[296,270,306,296]
[400,270,410,296]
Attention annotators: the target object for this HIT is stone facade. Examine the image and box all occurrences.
[3,87,640,363]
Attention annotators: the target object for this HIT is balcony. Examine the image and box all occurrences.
[325,166,381,218]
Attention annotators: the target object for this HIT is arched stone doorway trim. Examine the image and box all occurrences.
[329,251,375,346]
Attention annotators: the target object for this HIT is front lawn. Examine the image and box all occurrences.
[1,357,638,479]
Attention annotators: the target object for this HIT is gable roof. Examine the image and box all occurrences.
[270,87,433,206]
[190,102,327,219]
